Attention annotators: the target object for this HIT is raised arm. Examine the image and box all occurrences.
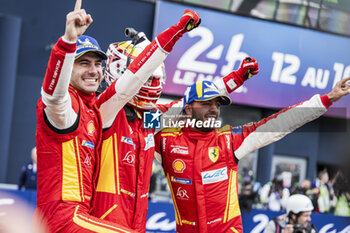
[232,77,350,160]
[327,76,350,102]
[98,10,201,128]
[41,0,92,129]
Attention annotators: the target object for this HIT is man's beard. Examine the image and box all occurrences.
[191,111,218,132]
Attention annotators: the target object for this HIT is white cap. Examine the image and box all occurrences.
[286,194,314,214]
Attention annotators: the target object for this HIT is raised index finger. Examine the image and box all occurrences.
[74,0,82,11]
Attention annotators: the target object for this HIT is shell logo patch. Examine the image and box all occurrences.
[87,120,95,136]
[172,159,186,173]
[208,147,219,163]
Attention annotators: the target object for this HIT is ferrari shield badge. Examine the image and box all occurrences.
[208,147,219,163]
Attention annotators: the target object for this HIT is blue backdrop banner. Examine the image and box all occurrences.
[154,1,350,118]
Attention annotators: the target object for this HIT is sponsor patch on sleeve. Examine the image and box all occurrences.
[232,126,243,135]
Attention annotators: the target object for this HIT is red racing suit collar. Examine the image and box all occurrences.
[69,84,96,108]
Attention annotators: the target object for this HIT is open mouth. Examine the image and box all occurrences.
[204,116,218,122]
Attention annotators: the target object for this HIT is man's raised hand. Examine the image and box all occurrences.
[74,0,82,11]
[327,76,350,102]
[64,0,93,42]
[238,57,259,79]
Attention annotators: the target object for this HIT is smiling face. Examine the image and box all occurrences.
[71,52,103,94]
[297,211,312,228]
[184,98,221,132]
[291,211,312,229]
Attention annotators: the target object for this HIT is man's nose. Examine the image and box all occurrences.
[307,216,311,222]
[210,102,219,112]
[88,64,98,74]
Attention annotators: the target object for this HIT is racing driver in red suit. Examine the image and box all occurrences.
[154,77,350,233]
[90,11,202,232]
[35,0,200,232]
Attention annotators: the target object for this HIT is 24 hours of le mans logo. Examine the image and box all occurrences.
[87,120,95,136]
[172,159,186,173]
[208,147,219,163]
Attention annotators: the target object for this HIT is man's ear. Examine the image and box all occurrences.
[184,104,192,116]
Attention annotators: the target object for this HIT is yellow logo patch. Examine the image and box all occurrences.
[87,120,95,136]
[208,147,219,163]
[172,159,186,173]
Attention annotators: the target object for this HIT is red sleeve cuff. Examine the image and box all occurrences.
[56,37,77,53]
[320,94,332,109]
[223,71,243,93]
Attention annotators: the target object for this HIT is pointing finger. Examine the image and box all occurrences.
[74,0,82,11]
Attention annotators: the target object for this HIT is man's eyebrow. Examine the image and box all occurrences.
[78,58,90,62]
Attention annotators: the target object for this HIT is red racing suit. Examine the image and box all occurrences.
[91,107,153,231]
[154,94,332,233]
[35,9,200,232]
[91,100,181,232]
[90,9,201,232]
[36,37,137,233]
